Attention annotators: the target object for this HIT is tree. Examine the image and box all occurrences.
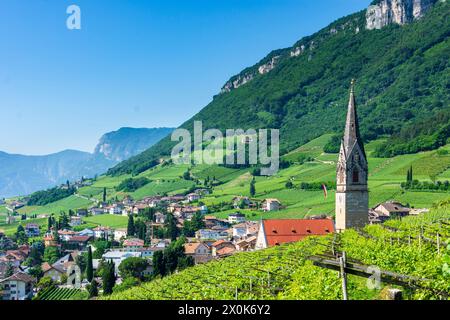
[250,177,256,197]
[75,254,87,274]
[5,262,14,277]
[103,187,107,203]
[127,215,135,237]
[285,181,294,189]
[102,261,116,295]
[28,265,43,280]
[86,246,94,282]
[177,255,194,271]
[183,170,191,180]
[112,277,140,293]
[165,214,178,240]
[58,212,70,229]
[14,225,28,245]
[47,216,53,231]
[92,240,112,259]
[135,220,146,241]
[118,257,148,280]
[43,246,60,264]
[87,279,98,298]
[28,244,43,266]
[36,276,56,292]
[152,251,166,277]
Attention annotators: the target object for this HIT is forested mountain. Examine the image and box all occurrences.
[109,0,449,176]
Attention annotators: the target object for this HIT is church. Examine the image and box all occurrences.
[335,80,369,231]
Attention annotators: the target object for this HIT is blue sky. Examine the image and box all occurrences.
[0,0,370,155]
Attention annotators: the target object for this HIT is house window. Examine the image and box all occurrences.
[352,168,359,183]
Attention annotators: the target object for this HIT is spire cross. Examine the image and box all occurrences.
[350,79,356,92]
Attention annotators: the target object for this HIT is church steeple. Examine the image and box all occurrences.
[342,79,365,159]
[335,79,369,231]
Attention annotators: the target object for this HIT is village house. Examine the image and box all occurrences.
[76,209,88,217]
[25,223,40,237]
[123,238,145,250]
[184,242,212,264]
[187,193,201,202]
[109,204,124,215]
[228,213,246,224]
[195,229,228,241]
[168,203,182,214]
[0,272,36,300]
[210,240,236,258]
[58,229,77,242]
[150,239,171,249]
[369,201,411,223]
[262,199,281,212]
[114,228,128,241]
[255,219,334,249]
[233,221,259,239]
[90,207,105,216]
[41,263,65,282]
[78,228,95,238]
[93,226,114,240]
[154,212,166,224]
[204,216,229,229]
[133,204,148,215]
[0,247,29,268]
[69,216,83,227]
[66,235,91,250]
[102,251,142,275]
[233,196,251,209]
[122,196,134,206]
[145,196,162,208]
[235,236,257,251]
[42,252,79,284]
[43,234,58,247]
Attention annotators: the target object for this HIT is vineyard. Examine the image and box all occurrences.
[37,287,84,300]
[104,202,450,300]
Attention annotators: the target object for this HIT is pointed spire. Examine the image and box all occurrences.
[342,79,365,157]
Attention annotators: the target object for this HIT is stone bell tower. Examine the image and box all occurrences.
[335,80,368,231]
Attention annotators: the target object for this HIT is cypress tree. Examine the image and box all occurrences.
[250,177,256,197]
[102,261,116,295]
[127,215,135,237]
[88,279,98,298]
[86,246,94,282]
[103,187,107,203]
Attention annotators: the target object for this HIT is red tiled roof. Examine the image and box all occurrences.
[216,246,236,256]
[262,219,334,247]
[68,235,91,242]
[123,238,145,247]
[0,272,36,284]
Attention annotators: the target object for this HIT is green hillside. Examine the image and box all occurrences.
[8,135,449,227]
[104,201,450,300]
[108,1,450,176]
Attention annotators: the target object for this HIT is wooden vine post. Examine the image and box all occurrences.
[339,251,349,300]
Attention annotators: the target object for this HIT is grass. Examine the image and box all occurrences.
[83,214,128,228]
[17,196,93,216]
[0,217,48,236]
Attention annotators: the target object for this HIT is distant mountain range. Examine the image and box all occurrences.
[0,127,174,198]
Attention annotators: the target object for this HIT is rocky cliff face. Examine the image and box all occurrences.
[366,0,437,30]
[94,127,174,162]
